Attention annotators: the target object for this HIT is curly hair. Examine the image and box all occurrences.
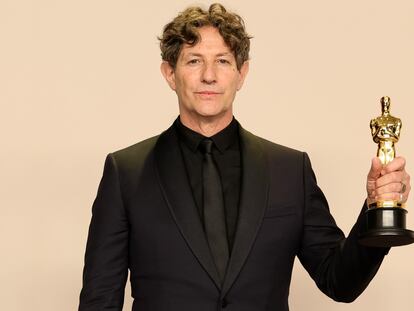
[158,3,251,71]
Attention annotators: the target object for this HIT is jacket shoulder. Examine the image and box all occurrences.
[241,128,304,161]
[260,137,303,157]
[110,135,160,173]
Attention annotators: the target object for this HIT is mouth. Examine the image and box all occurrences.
[195,91,221,95]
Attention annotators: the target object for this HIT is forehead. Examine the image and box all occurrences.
[179,26,233,57]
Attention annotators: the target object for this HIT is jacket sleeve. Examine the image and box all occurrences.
[297,152,389,302]
[79,154,129,311]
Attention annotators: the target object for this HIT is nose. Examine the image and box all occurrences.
[201,62,217,84]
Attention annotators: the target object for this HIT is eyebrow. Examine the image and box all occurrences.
[184,52,233,58]
[216,53,232,57]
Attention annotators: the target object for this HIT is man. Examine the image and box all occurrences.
[79,3,411,311]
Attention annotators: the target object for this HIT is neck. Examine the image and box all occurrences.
[179,113,233,137]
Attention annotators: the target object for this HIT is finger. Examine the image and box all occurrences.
[367,157,383,181]
[404,173,411,185]
[375,182,405,195]
[405,184,411,196]
[375,192,403,202]
[382,156,406,175]
[375,171,404,188]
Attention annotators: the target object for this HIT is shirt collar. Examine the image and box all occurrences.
[174,116,239,153]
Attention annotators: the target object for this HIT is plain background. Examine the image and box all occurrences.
[1,0,414,310]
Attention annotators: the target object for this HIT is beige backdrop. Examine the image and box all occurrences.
[1,0,414,310]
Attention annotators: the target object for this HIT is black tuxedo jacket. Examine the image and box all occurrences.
[79,124,388,311]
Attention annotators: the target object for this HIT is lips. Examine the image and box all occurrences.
[195,91,221,95]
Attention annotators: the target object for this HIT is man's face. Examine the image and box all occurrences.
[161,26,249,122]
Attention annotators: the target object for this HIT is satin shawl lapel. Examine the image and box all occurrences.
[221,126,269,297]
[154,125,222,290]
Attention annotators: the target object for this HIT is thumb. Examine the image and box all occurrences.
[367,157,383,181]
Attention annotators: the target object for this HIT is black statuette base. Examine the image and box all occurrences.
[359,207,414,247]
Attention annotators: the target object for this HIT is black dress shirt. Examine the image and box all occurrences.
[174,117,241,250]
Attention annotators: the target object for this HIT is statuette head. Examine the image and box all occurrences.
[381,96,391,114]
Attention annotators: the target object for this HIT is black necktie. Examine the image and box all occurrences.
[200,139,229,282]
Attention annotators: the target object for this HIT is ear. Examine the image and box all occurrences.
[160,61,176,91]
[237,60,249,91]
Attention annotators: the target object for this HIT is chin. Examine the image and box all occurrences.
[195,104,229,117]
[195,108,229,119]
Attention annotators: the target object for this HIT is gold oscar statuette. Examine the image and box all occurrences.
[359,96,414,247]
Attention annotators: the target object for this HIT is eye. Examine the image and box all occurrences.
[217,59,230,64]
[187,59,200,65]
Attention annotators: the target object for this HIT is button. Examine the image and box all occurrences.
[221,299,228,308]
